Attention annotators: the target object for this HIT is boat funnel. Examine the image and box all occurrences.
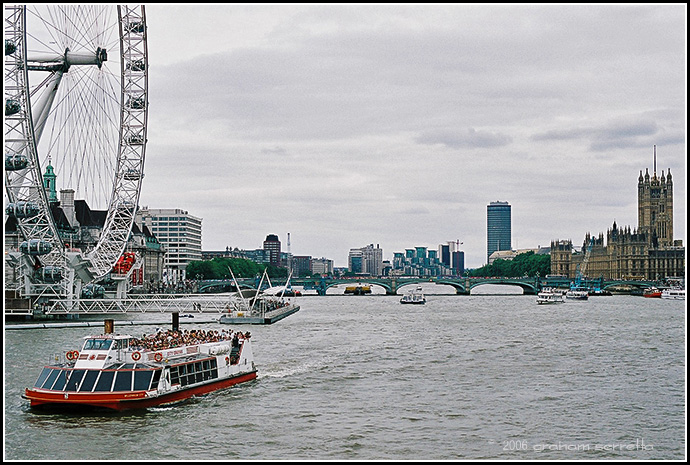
[172,312,179,331]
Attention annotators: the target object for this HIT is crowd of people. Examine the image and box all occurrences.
[129,328,251,352]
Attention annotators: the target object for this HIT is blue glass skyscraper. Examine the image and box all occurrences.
[487,201,511,263]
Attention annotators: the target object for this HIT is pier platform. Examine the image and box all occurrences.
[219,304,300,325]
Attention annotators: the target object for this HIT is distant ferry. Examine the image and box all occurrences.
[565,287,589,300]
[661,288,685,300]
[23,324,256,412]
[536,288,565,305]
[400,286,426,305]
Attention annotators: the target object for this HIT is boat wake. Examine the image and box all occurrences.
[259,360,324,379]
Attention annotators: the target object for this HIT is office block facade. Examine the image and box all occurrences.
[487,201,511,263]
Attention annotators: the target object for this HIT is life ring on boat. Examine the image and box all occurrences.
[66,351,74,360]
[132,351,141,361]
[154,352,163,362]
[72,351,79,359]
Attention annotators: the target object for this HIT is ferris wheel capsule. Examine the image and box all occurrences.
[5,39,17,55]
[81,283,105,299]
[33,266,63,283]
[5,99,21,116]
[6,202,40,218]
[125,21,145,34]
[5,152,29,171]
[19,239,53,256]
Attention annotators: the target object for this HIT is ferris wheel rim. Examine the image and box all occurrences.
[4,5,148,287]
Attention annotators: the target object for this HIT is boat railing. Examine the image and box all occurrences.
[47,352,71,366]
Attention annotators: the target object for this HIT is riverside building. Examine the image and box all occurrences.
[551,147,684,281]
[136,207,202,284]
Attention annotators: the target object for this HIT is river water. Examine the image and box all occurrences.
[4,288,686,460]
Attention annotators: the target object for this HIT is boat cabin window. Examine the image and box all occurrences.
[83,338,113,350]
[40,368,61,389]
[34,368,162,392]
[113,371,132,391]
[170,358,218,387]
[34,368,52,388]
[79,370,100,392]
[51,370,68,391]
[94,371,115,391]
[65,370,85,391]
[133,370,154,391]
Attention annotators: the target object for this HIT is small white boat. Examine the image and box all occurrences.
[566,287,589,300]
[661,288,685,300]
[536,288,565,305]
[400,286,426,304]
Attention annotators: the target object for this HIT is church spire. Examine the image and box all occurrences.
[43,160,58,204]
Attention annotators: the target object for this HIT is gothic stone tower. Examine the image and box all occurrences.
[637,146,673,248]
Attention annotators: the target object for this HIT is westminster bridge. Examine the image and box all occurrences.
[198,276,659,296]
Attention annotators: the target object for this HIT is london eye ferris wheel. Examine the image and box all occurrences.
[5,5,148,301]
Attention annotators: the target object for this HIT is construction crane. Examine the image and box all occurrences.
[574,237,595,289]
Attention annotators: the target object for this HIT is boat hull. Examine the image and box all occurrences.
[24,370,257,412]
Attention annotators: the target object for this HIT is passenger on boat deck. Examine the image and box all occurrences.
[129,328,236,351]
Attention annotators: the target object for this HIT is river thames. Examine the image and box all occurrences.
[4,288,685,460]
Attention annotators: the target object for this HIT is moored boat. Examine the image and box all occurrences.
[643,287,662,298]
[219,293,300,325]
[219,267,300,325]
[23,323,257,412]
[661,288,685,300]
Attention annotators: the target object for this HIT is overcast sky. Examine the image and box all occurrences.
[139,4,686,268]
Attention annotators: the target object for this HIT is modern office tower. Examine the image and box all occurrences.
[136,207,202,284]
[452,250,465,276]
[263,234,282,267]
[439,243,451,267]
[487,201,511,263]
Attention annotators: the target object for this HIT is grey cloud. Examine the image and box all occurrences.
[416,128,513,149]
[531,118,666,152]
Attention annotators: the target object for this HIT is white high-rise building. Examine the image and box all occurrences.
[136,207,202,284]
[348,244,383,276]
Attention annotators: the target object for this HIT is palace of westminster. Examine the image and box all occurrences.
[550,149,685,281]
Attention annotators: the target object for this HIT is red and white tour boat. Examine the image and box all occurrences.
[23,325,257,411]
